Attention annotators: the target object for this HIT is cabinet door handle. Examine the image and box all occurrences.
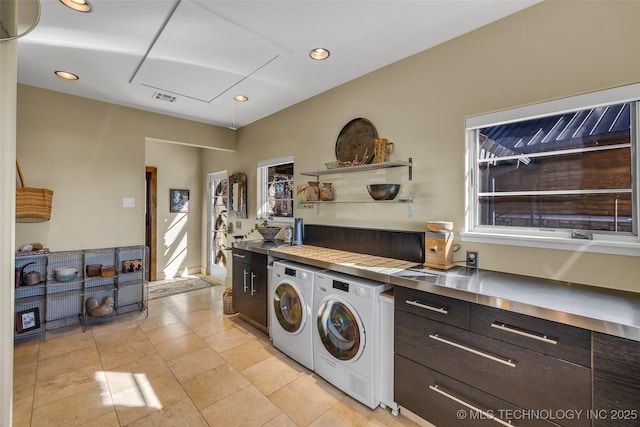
[429,333,516,368]
[491,322,558,345]
[250,272,256,296]
[406,299,448,314]
[233,253,246,259]
[243,270,248,292]
[428,384,515,427]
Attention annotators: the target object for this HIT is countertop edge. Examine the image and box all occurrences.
[236,241,640,342]
[387,275,640,342]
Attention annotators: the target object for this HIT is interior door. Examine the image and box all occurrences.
[145,167,157,282]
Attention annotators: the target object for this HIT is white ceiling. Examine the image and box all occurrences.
[17,0,540,129]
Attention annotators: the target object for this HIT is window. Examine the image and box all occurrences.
[464,84,640,256]
[257,156,294,222]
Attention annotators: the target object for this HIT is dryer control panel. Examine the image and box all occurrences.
[332,279,373,299]
[333,279,349,292]
[282,265,313,282]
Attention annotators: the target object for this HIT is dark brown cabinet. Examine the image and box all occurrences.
[593,332,640,427]
[395,286,592,427]
[395,355,559,427]
[231,248,267,330]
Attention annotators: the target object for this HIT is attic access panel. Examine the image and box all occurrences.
[130,0,282,103]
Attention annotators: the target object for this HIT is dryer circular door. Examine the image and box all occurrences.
[273,281,306,334]
[316,297,365,361]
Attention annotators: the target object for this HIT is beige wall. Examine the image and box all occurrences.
[16,85,235,277]
[205,1,640,292]
[12,1,640,293]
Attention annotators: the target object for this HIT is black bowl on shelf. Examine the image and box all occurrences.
[366,184,401,201]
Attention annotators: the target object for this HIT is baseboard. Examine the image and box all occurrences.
[399,407,436,427]
[154,266,208,281]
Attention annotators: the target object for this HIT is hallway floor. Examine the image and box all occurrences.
[12,284,422,426]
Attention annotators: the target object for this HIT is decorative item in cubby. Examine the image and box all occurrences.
[101,265,116,278]
[121,259,142,273]
[86,264,102,277]
[54,266,78,282]
[85,296,115,317]
[15,308,40,333]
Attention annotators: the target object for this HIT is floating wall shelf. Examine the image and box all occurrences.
[301,158,413,181]
[300,158,414,216]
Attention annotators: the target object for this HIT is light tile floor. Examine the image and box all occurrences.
[13,284,422,426]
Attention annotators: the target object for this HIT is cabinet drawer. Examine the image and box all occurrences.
[231,248,253,264]
[470,304,591,367]
[395,355,559,427]
[394,286,469,328]
[395,311,591,426]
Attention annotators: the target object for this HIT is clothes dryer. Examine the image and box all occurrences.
[312,269,391,409]
[269,261,321,371]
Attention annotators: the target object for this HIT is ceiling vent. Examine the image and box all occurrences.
[153,92,177,103]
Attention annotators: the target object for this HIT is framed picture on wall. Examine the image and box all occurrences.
[15,308,40,333]
[170,189,189,213]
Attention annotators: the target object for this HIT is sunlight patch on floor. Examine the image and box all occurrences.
[96,371,162,409]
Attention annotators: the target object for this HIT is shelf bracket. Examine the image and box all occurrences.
[408,157,413,181]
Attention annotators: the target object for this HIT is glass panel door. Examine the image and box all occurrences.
[208,171,228,281]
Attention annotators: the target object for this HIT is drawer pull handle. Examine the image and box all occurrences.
[233,253,246,259]
[429,334,516,368]
[406,299,448,314]
[491,322,558,345]
[429,384,515,427]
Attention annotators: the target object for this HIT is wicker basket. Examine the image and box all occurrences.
[86,264,102,277]
[101,265,116,278]
[16,161,53,223]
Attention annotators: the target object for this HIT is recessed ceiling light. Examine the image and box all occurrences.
[309,48,330,61]
[54,70,79,81]
[59,0,92,13]
[234,95,249,102]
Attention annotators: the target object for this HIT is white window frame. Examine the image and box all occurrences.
[463,83,640,257]
[257,155,294,225]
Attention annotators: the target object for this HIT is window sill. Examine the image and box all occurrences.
[461,231,640,257]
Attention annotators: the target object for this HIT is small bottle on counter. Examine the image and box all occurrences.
[284,226,293,244]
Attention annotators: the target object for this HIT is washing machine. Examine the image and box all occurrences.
[312,269,391,409]
[269,261,321,371]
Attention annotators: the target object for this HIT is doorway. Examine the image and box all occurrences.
[145,166,157,282]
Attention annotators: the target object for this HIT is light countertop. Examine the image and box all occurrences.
[258,243,640,342]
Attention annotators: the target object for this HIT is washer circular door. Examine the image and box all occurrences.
[316,297,365,361]
[273,280,306,334]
